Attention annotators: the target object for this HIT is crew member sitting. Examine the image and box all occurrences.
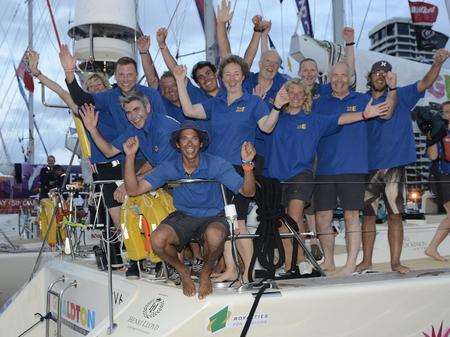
[123,121,256,299]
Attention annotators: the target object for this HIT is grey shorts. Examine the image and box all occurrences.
[314,174,367,211]
[282,170,315,206]
[162,211,229,251]
[364,167,405,215]
[437,172,450,204]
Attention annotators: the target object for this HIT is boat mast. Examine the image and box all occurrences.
[445,0,450,23]
[204,0,217,64]
[27,0,34,164]
[332,0,345,45]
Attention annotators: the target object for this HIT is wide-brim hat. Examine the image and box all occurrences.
[170,120,210,150]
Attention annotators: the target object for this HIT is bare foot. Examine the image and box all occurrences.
[198,271,213,300]
[425,248,447,262]
[355,261,373,273]
[319,261,336,273]
[180,274,196,297]
[330,265,356,277]
[211,269,238,283]
[391,264,410,274]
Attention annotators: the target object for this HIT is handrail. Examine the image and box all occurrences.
[40,83,68,109]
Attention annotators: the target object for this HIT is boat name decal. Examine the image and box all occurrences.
[207,306,269,333]
[127,315,160,332]
[60,299,95,330]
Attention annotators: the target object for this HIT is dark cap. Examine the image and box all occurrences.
[170,120,210,150]
[370,60,392,74]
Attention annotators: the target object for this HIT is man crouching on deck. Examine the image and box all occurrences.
[123,121,256,299]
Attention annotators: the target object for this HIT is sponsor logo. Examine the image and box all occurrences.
[346,105,357,112]
[143,297,165,318]
[236,106,246,112]
[207,306,269,333]
[113,290,124,306]
[296,123,307,130]
[60,299,95,330]
[153,145,159,153]
[422,321,450,337]
[403,235,427,251]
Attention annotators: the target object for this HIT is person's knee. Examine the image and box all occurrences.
[315,211,332,227]
[344,211,360,226]
[204,224,227,247]
[151,225,174,252]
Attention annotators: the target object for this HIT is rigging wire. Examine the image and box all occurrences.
[356,0,373,47]
[280,0,285,62]
[324,1,332,40]
[237,0,250,55]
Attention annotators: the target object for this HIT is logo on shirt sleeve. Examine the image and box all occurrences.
[296,123,307,130]
[346,105,357,112]
[153,145,159,153]
[236,106,246,112]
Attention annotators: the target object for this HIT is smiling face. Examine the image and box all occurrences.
[370,70,388,92]
[86,77,107,93]
[115,63,138,94]
[47,155,55,168]
[195,65,218,94]
[222,62,244,94]
[177,129,202,160]
[259,51,281,81]
[160,76,179,104]
[287,83,307,110]
[330,63,350,97]
[299,60,318,87]
[124,99,150,129]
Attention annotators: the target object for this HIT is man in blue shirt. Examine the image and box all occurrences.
[425,100,450,262]
[314,62,396,277]
[357,49,450,274]
[123,121,256,299]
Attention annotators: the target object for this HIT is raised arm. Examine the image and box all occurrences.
[239,142,256,197]
[216,0,233,58]
[173,65,207,119]
[79,103,120,157]
[26,50,78,112]
[379,71,397,120]
[260,20,271,55]
[156,27,179,72]
[342,27,356,80]
[257,85,287,133]
[123,137,152,196]
[418,49,450,93]
[243,15,263,67]
[59,44,95,105]
[137,35,159,89]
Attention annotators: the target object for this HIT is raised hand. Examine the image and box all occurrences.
[217,0,233,24]
[274,85,290,108]
[59,44,76,71]
[363,99,389,119]
[434,49,450,65]
[172,64,187,81]
[253,84,267,99]
[156,27,168,48]
[252,15,263,30]
[26,50,40,74]
[261,20,272,35]
[241,141,256,162]
[342,27,355,44]
[385,71,397,89]
[137,35,151,53]
[123,136,140,156]
[79,103,98,132]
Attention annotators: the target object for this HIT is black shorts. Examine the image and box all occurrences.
[314,174,366,211]
[364,167,405,216]
[282,170,315,206]
[93,161,122,208]
[162,211,229,251]
[224,165,252,220]
[437,172,450,204]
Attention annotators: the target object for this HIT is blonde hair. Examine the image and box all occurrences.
[284,78,312,113]
[83,73,110,92]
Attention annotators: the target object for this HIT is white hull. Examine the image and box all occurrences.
[1,258,450,337]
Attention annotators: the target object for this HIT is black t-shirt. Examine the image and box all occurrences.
[39,165,64,197]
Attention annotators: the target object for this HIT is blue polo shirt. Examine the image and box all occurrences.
[312,83,332,101]
[162,80,210,133]
[111,113,180,166]
[93,84,166,134]
[243,72,289,156]
[437,130,450,174]
[89,117,122,163]
[366,82,424,170]
[265,110,340,180]
[201,91,269,165]
[144,152,243,217]
[316,91,371,175]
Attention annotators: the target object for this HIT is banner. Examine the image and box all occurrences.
[414,25,449,51]
[15,52,34,93]
[294,0,314,37]
[408,1,439,25]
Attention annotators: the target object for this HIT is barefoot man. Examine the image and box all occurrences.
[123,121,256,299]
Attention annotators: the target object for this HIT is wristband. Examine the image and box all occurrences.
[139,51,149,55]
[32,70,41,78]
[253,27,264,33]
[345,42,355,46]
[388,87,397,91]
[272,105,283,112]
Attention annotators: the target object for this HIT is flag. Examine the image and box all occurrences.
[14,64,29,106]
[408,1,438,25]
[414,25,449,51]
[15,52,34,93]
[268,36,284,69]
[294,0,314,37]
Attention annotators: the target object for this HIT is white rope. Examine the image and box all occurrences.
[237,0,250,55]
